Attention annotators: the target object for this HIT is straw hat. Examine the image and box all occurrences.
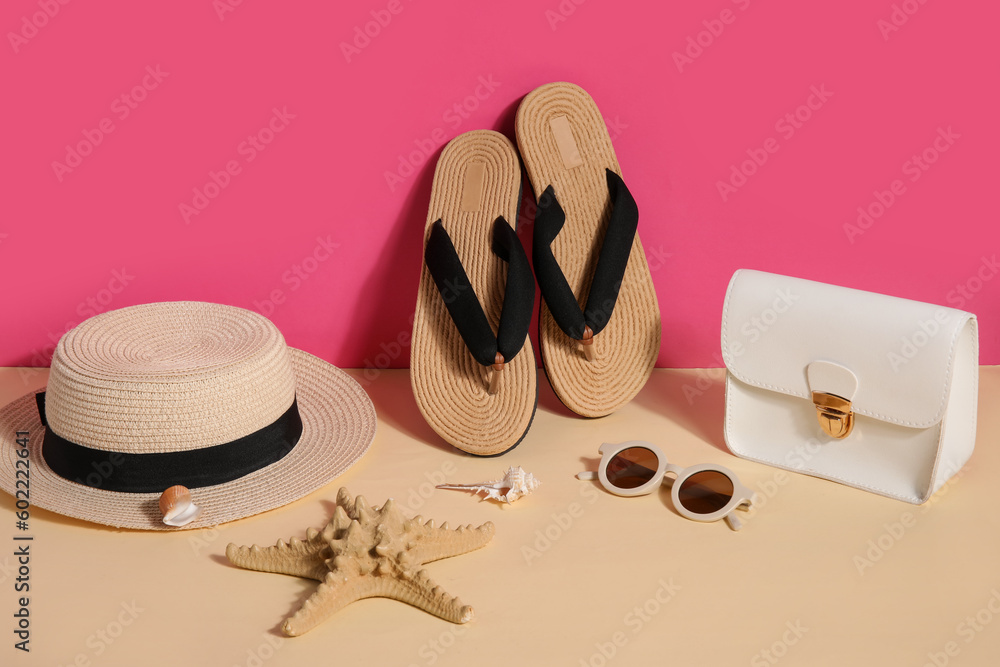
[0,302,377,530]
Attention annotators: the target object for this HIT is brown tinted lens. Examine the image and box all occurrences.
[605,447,659,489]
[677,471,735,514]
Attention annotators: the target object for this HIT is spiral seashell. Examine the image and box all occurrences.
[435,466,540,504]
[159,485,202,526]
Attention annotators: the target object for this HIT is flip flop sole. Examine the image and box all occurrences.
[411,130,537,455]
[516,82,660,418]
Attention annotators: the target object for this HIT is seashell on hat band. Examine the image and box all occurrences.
[0,301,377,530]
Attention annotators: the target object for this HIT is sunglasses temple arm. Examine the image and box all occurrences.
[576,471,597,481]
[724,496,756,531]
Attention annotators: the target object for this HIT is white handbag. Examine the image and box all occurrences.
[721,269,979,504]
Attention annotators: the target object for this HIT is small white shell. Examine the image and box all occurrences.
[159,485,202,526]
[436,466,540,504]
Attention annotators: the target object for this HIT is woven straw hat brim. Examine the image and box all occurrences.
[0,348,376,530]
[515,82,661,417]
[410,130,537,455]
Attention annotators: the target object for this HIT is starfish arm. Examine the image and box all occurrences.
[282,572,373,636]
[408,522,495,564]
[226,537,329,581]
[379,569,474,624]
[282,568,474,636]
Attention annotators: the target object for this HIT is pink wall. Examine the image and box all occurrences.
[2,0,997,370]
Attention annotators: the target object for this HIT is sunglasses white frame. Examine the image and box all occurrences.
[576,441,756,531]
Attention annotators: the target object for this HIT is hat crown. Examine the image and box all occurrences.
[43,302,297,453]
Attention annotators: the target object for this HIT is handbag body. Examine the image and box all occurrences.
[722,269,979,504]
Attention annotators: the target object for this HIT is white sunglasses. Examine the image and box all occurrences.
[577,441,756,531]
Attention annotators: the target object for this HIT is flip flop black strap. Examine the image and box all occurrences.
[533,169,639,340]
[424,217,535,366]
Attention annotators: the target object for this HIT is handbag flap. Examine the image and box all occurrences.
[721,269,977,428]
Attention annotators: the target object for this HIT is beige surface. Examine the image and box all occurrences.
[3,366,999,666]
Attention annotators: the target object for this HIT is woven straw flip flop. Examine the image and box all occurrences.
[410,130,537,456]
[516,82,661,418]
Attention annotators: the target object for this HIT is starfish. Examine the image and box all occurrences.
[225,488,495,636]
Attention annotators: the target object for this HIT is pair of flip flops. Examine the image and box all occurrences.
[411,82,662,456]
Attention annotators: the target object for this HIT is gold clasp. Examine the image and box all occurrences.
[812,391,854,439]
